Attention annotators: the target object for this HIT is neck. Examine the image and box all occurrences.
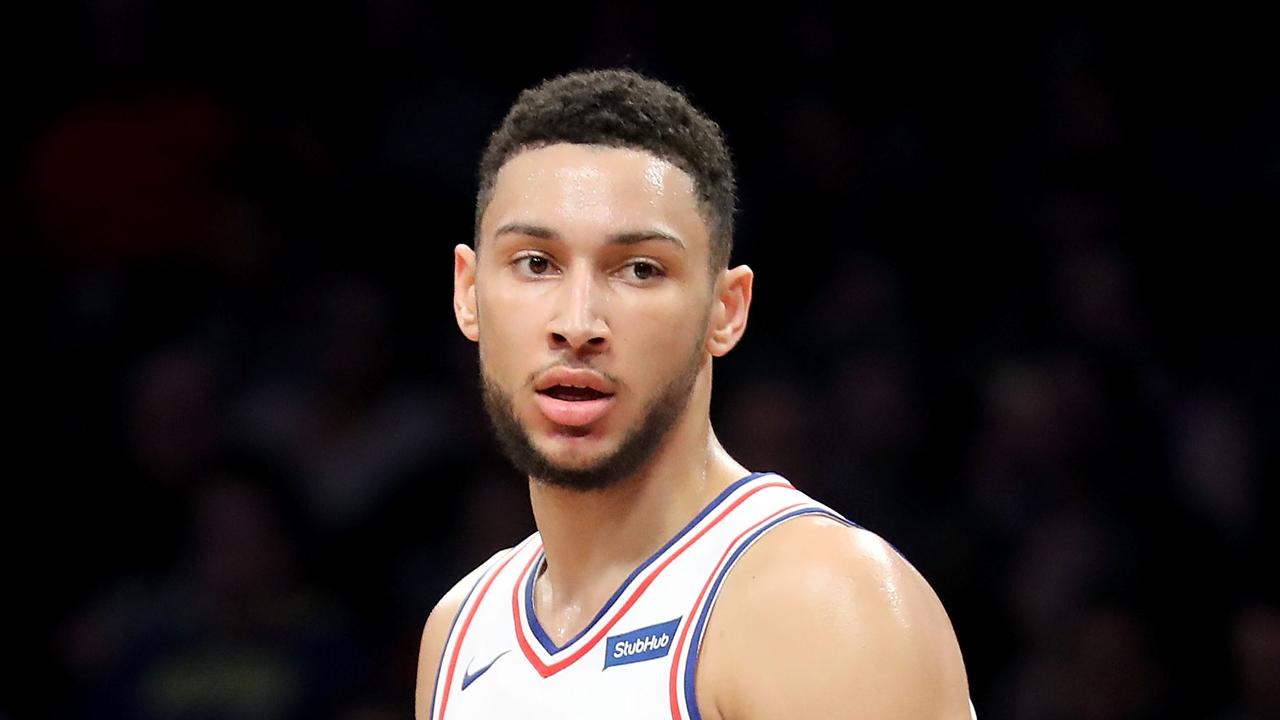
[527,394,748,641]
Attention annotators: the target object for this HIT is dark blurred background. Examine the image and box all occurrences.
[9,4,1278,719]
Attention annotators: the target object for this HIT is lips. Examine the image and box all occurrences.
[533,367,616,427]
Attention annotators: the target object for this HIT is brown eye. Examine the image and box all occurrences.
[630,261,659,280]
[526,256,550,274]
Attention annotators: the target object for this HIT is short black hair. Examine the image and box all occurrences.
[475,68,737,269]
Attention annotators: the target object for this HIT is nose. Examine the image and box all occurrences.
[547,265,609,355]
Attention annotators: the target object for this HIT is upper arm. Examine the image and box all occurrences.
[701,518,971,720]
[413,560,495,720]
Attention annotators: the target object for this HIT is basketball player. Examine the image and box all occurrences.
[415,69,975,719]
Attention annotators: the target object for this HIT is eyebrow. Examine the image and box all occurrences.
[493,222,685,249]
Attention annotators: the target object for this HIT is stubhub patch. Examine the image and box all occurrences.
[603,617,682,669]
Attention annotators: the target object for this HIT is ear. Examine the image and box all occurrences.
[454,243,480,342]
[706,264,753,357]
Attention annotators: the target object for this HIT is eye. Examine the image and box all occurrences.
[525,256,550,274]
[623,260,665,282]
[512,252,556,277]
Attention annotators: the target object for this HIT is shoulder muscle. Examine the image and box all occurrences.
[700,517,971,720]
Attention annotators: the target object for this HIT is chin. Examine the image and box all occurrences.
[535,433,618,469]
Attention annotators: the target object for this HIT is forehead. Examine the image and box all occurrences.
[481,143,709,253]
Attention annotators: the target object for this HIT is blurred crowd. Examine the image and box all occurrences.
[12,5,1277,719]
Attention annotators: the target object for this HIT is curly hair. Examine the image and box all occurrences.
[475,68,737,270]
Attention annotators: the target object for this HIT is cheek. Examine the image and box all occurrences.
[476,290,540,384]
[614,294,707,374]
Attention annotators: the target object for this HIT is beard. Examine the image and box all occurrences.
[480,340,705,493]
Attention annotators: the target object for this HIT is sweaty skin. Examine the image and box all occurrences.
[416,143,972,720]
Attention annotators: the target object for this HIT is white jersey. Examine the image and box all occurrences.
[425,471,977,720]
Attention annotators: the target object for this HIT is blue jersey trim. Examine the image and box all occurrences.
[523,471,771,656]
[682,508,855,720]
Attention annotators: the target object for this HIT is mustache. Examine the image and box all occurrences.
[523,358,622,390]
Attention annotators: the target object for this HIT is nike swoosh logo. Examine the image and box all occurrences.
[461,650,510,690]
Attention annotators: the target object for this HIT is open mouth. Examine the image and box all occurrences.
[532,368,617,427]
[533,383,616,427]
[538,385,613,402]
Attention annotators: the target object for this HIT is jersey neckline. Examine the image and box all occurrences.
[520,470,772,657]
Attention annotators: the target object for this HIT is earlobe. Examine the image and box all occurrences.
[706,265,753,357]
[454,244,480,342]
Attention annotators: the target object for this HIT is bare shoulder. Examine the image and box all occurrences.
[697,516,972,720]
[413,556,501,720]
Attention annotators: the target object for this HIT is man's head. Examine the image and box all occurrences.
[454,69,752,492]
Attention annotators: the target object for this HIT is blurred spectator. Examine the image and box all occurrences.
[60,456,367,719]
[234,276,457,530]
